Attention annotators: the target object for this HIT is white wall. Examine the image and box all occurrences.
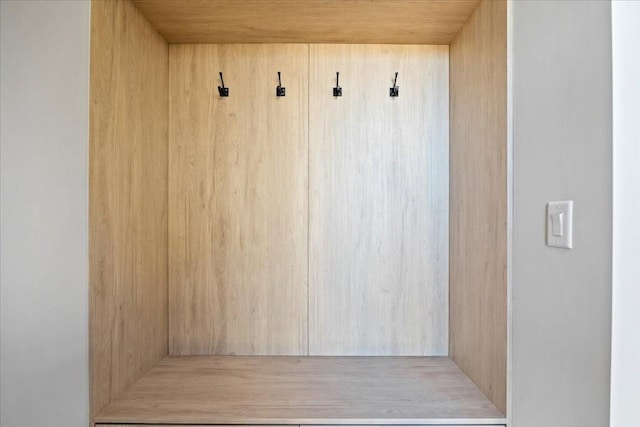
[511,1,612,426]
[0,1,90,426]
[611,2,640,426]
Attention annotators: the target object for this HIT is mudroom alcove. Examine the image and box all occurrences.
[89,1,508,425]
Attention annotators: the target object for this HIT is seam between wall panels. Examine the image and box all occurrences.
[167,43,171,358]
[307,43,311,357]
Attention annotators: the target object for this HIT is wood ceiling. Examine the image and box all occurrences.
[131,0,480,44]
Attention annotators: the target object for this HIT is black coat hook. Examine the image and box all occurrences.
[390,72,399,97]
[333,72,342,97]
[276,71,286,97]
[218,72,229,97]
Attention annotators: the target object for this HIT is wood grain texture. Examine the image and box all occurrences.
[309,45,449,355]
[131,0,479,45]
[94,356,506,424]
[89,0,168,417]
[449,0,508,415]
[169,44,309,355]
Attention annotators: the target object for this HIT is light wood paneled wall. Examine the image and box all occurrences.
[309,45,449,355]
[89,0,168,418]
[449,0,508,415]
[169,45,309,355]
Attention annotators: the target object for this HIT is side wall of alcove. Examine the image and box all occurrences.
[450,0,508,415]
[89,0,169,417]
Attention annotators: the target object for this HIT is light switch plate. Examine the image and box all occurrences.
[547,200,573,249]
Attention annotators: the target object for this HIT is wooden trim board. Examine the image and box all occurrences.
[94,356,506,425]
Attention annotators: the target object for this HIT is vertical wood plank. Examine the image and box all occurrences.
[309,45,449,355]
[169,44,309,355]
[449,0,508,415]
[89,0,168,417]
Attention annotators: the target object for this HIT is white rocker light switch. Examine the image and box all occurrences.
[547,201,573,249]
[551,211,564,237]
